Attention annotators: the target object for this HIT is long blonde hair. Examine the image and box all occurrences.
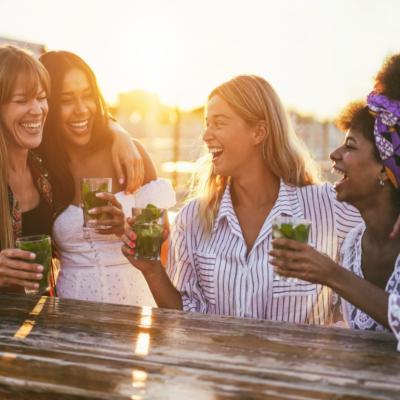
[191,75,320,232]
[0,45,50,249]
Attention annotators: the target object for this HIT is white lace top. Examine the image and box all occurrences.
[52,179,176,307]
[389,293,400,351]
[340,223,400,331]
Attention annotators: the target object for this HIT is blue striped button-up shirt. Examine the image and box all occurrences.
[167,181,361,324]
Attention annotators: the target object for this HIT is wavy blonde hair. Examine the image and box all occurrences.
[0,45,50,249]
[190,75,320,232]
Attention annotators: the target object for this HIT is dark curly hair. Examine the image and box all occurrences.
[336,53,400,161]
[335,101,380,161]
[375,53,400,100]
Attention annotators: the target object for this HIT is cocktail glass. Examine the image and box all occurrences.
[15,234,52,295]
[271,216,311,282]
[81,177,112,237]
[131,204,165,260]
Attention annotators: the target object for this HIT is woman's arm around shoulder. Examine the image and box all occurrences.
[110,121,156,192]
[131,139,157,185]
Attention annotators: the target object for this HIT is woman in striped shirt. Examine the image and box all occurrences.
[121,74,367,324]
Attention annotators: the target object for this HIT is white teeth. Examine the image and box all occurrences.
[70,120,88,128]
[332,166,346,177]
[21,122,41,129]
[209,147,223,154]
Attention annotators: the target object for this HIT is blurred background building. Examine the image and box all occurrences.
[0,36,46,57]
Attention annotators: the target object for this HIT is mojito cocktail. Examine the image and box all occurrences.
[131,204,164,260]
[81,177,112,229]
[271,216,311,281]
[16,234,52,295]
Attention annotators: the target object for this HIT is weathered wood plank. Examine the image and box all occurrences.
[0,294,399,399]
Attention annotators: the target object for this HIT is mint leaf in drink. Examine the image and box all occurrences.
[82,185,108,221]
[16,236,52,293]
[293,224,310,243]
[98,182,109,193]
[82,182,90,196]
[280,223,294,239]
[131,204,164,259]
[142,204,162,221]
[135,204,163,224]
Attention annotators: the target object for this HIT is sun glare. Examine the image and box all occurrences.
[1,0,400,117]
[96,8,206,110]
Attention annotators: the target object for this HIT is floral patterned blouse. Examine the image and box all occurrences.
[389,293,400,351]
[340,223,400,332]
[7,151,53,241]
[3,151,54,295]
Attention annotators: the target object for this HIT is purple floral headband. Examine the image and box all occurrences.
[367,91,400,189]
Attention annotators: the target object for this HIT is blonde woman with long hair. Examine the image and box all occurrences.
[122,75,365,324]
[0,45,52,292]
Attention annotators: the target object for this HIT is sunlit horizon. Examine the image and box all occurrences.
[1,0,400,119]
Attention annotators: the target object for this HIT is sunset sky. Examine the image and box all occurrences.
[1,0,399,119]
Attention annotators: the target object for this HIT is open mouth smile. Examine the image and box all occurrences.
[20,120,43,134]
[332,165,349,189]
[209,147,223,161]
[68,119,90,134]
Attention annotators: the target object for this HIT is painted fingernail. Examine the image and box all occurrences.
[37,265,44,272]
[130,233,136,240]
[119,178,124,185]
[88,209,97,214]
[29,253,36,259]
[129,249,135,255]
[36,273,43,279]
[33,283,39,289]
[129,241,136,248]
[95,193,104,197]
[88,219,97,224]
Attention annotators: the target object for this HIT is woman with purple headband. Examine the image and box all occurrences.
[270,54,400,343]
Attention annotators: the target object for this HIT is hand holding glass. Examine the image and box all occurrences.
[15,234,52,295]
[131,204,165,260]
[81,178,112,235]
[271,216,311,282]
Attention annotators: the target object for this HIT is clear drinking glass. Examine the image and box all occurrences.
[271,216,311,282]
[131,204,165,260]
[81,177,112,237]
[15,234,52,295]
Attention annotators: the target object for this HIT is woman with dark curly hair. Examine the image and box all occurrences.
[270,54,400,336]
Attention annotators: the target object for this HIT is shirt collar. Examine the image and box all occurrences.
[212,179,305,234]
[270,179,304,219]
[212,183,241,235]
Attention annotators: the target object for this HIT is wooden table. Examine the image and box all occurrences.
[0,294,399,399]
